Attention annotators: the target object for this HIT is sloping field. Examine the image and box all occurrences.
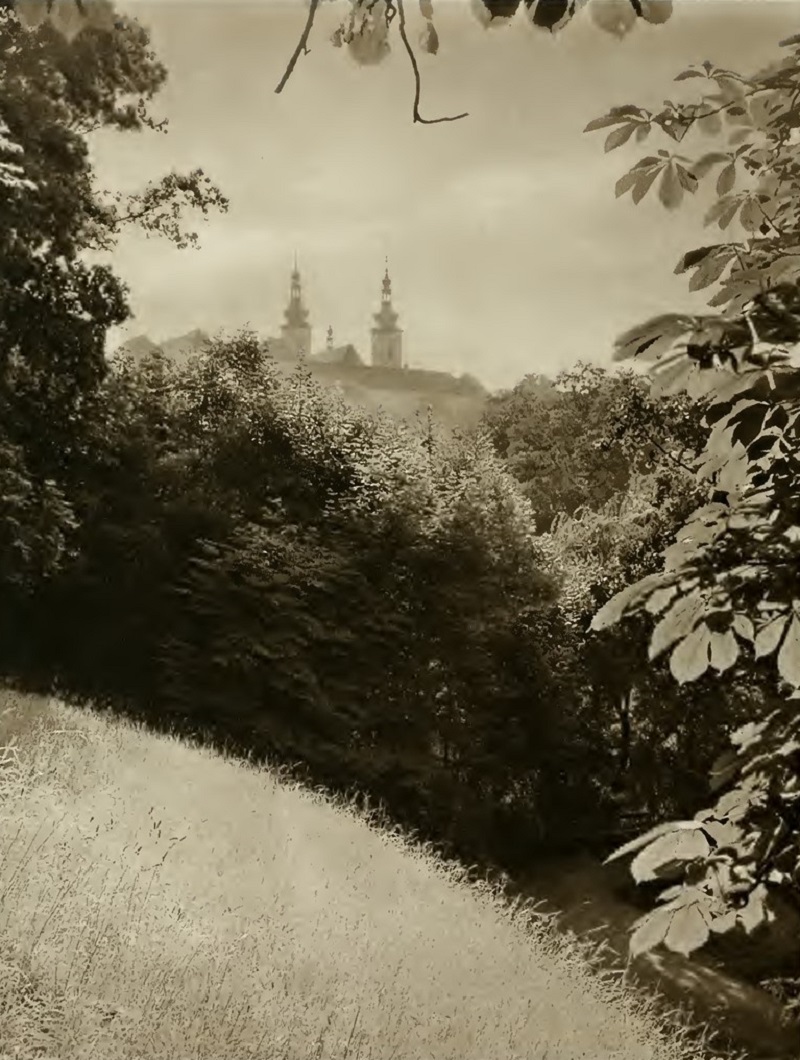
[0,691,716,1060]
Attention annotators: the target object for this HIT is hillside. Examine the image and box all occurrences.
[0,690,710,1060]
[114,331,488,430]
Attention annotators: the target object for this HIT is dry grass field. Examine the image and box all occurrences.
[0,689,722,1060]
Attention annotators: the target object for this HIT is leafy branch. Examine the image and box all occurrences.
[570,28,800,964]
[89,169,230,252]
[274,0,673,125]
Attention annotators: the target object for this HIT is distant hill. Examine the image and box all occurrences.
[159,328,212,366]
[115,329,211,369]
[114,334,161,361]
[113,330,489,431]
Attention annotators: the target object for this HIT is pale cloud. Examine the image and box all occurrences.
[99,0,799,389]
[445,167,541,212]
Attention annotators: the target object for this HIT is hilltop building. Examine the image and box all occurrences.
[113,258,488,430]
[265,260,405,370]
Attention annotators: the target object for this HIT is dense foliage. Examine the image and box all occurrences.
[585,33,800,967]
[24,334,655,862]
[0,5,226,594]
[482,363,705,532]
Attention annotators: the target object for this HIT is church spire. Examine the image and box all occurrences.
[281,258,311,357]
[371,258,403,369]
[382,257,392,304]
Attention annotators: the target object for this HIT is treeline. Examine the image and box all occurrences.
[0,327,778,874]
[0,335,596,865]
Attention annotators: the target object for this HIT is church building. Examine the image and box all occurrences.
[267,259,405,369]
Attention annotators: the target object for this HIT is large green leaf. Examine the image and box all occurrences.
[605,123,638,152]
[612,313,698,362]
[590,571,669,631]
[710,749,741,792]
[674,245,716,274]
[688,152,731,179]
[663,898,711,956]
[630,825,711,882]
[648,590,704,660]
[663,504,728,569]
[716,162,736,195]
[605,819,705,865]
[645,584,679,615]
[732,613,755,643]
[632,165,662,204]
[714,777,763,818]
[709,628,739,672]
[669,622,711,683]
[754,613,789,659]
[700,816,743,848]
[659,161,684,210]
[584,105,645,133]
[630,908,671,957]
[688,249,734,292]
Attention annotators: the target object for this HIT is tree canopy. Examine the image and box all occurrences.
[482,363,705,532]
[0,2,226,587]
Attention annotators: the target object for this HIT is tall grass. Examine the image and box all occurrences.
[0,690,717,1060]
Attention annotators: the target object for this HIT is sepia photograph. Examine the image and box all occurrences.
[1,0,800,1057]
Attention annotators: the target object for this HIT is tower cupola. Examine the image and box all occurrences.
[280,256,312,357]
[371,258,403,369]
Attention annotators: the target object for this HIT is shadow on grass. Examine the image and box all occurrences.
[514,854,800,1060]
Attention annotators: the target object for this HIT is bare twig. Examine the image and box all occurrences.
[275,0,321,94]
[743,307,760,349]
[751,196,783,239]
[394,0,468,125]
[640,428,697,477]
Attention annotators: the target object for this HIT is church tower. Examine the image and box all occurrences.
[280,258,312,357]
[371,260,403,369]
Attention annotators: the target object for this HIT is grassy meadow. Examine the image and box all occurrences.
[0,690,721,1060]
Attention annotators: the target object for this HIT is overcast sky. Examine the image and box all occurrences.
[92,0,799,390]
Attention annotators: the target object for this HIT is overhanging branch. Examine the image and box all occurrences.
[275,0,321,94]
[394,0,468,124]
[275,0,469,125]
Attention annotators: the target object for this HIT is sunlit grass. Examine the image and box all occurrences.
[0,689,717,1060]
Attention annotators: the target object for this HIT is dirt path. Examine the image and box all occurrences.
[510,854,800,1060]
